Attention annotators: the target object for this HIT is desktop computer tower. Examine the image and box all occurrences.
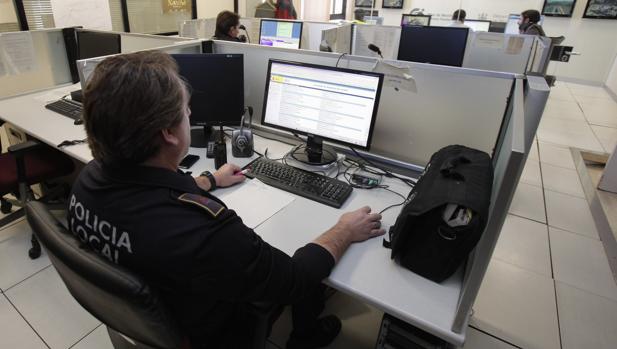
[375,314,450,349]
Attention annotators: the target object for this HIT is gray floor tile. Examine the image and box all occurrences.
[0,219,51,291]
[493,215,551,277]
[538,142,575,169]
[5,266,100,349]
[471,259,560,349]
[549,227,617,301]
[509,182,546,223]
[541,162,585,198]
[0,294,48,349]
[71,325,113,349]
[460,327,518,349]
[545,189,599,239]
[556,282,617,349]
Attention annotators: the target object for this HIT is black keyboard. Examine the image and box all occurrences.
[244,158,352,208]
[45,99,82,121]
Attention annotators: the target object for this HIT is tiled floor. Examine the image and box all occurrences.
[1,82,616,349]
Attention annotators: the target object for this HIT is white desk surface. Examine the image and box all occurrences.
[0,85,467,345]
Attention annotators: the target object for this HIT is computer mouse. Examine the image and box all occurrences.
[74,119,83,125]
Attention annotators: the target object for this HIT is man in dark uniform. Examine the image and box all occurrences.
[68,51,385,348]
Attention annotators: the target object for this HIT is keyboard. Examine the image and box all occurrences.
[45,99,83,121]
[244,158,352,208]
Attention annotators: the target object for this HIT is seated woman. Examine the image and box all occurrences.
[213,10,246,42]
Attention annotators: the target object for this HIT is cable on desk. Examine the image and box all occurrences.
[336,53,347,68]
[57,138,87,148]
[348,147,416,188]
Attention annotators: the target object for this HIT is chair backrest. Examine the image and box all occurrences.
[26,201,189,349]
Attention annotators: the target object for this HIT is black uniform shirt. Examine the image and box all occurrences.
[67,161,335,347]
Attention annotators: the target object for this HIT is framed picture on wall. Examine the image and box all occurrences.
[355,0,375,8]
[382,0,404,9]
[542,0,577,17]
[583,0,617,19]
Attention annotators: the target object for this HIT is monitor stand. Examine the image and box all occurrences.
[191,125,222,148]
[292,135,337,166]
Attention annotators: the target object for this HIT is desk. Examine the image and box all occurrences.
[0,84,469,346]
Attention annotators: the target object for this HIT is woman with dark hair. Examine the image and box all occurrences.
[214,10,245,42]
[518,9,546,36]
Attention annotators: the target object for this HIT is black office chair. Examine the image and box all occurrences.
[26,201,277,349]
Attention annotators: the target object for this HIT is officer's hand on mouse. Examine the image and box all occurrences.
[337,206,385,242]
[213,163,246,188]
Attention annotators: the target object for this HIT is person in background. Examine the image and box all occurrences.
[275,0,297,19]
[214,10,246,42]
[518,9,546,36]
[450,9,469,28]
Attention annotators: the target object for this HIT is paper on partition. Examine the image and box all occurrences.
[505,37,524,55]
[181,21,198,38]
[353,25,401,60]
[215,179,296,229]
[0,31,37,75]
[372,61,416,92]
[473,33,505,50]
[50,0,112,31]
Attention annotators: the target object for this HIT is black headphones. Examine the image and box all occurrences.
[232,107,254,158]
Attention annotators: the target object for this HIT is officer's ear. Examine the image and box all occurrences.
[161,127,180,146]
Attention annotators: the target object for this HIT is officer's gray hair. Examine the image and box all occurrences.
[83,51,188,166]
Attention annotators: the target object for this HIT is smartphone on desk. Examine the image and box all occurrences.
[179,154,200,169]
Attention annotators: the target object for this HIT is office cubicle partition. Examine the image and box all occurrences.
[351,24,401,59]
[462,32,536,74]
[0,29,73,98]
[211,40,515,168]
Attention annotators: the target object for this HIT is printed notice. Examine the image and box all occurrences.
[0,31,37,75]
[373,61,416,92]
[474,33,505,50]
[505,37,525,55]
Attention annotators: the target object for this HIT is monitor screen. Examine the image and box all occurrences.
[259,20,303,49]
[465,19,491,32]
[401,14,431,26]
[397,26,469,67]
[505,14,545,34]
[77,31,121,60]
[262,60,383,150]
[171,54,244,127]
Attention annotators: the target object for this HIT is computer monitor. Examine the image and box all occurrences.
[262,60,384,165]
[489,21,507,33]
[76,31,121,60]
[363,16,384,25]
[397,26,469,67]
[171,54,244,147]
[465,19,491,32]
[401,14,431,26]
[259,19,303,49]
[505,14,545,34]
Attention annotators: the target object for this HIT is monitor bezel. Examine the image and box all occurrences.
[258,19,304,50]
[261,59,384,151]
[464,19,492,32]
[397,26,470,67]
[171,53,245,127]
[401,14,432,26]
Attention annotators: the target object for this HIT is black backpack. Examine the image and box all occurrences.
[385,145,494,282]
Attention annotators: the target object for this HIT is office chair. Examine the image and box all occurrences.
[0,131,75,259]
[26,201,277,349]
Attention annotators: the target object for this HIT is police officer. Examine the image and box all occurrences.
[68,51,385,349]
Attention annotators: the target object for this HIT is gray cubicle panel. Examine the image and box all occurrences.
[119,32,193,53]
[351,24,401,60]
[452,78,527,333]
[239,18,262,45]
[462,32,535,74]
[211,40,516,167]
[300,21,339,51]
[0,29,72,98]
[180,18,217,39]
[321,24,352,54]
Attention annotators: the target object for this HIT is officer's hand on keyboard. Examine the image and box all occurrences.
[213,163,246,188]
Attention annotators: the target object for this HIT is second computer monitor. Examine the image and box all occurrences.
[262,60,383,156]
[259,19,303,49]
[401,14,432,26]
[76,31,121,60]
[397,26,469,67]
[172,54,244,146]
[465,19,491,32]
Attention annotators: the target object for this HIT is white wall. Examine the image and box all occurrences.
[352,0,617,85]
[607,55,617,96]
[302,0,329,21]
[197,0,235,18]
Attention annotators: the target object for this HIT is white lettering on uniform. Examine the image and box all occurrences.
[98,221,111,240]
[75,225,88,243]
[116,232,132,253]
[69,194,76,211]
[74,202,85,221]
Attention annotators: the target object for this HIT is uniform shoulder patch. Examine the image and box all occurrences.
[178,193,225,218]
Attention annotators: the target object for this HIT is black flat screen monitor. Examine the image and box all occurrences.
[76,31,121,60]
[397,26,469,67]
[172,54,244,147]
[261,60,383,164]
